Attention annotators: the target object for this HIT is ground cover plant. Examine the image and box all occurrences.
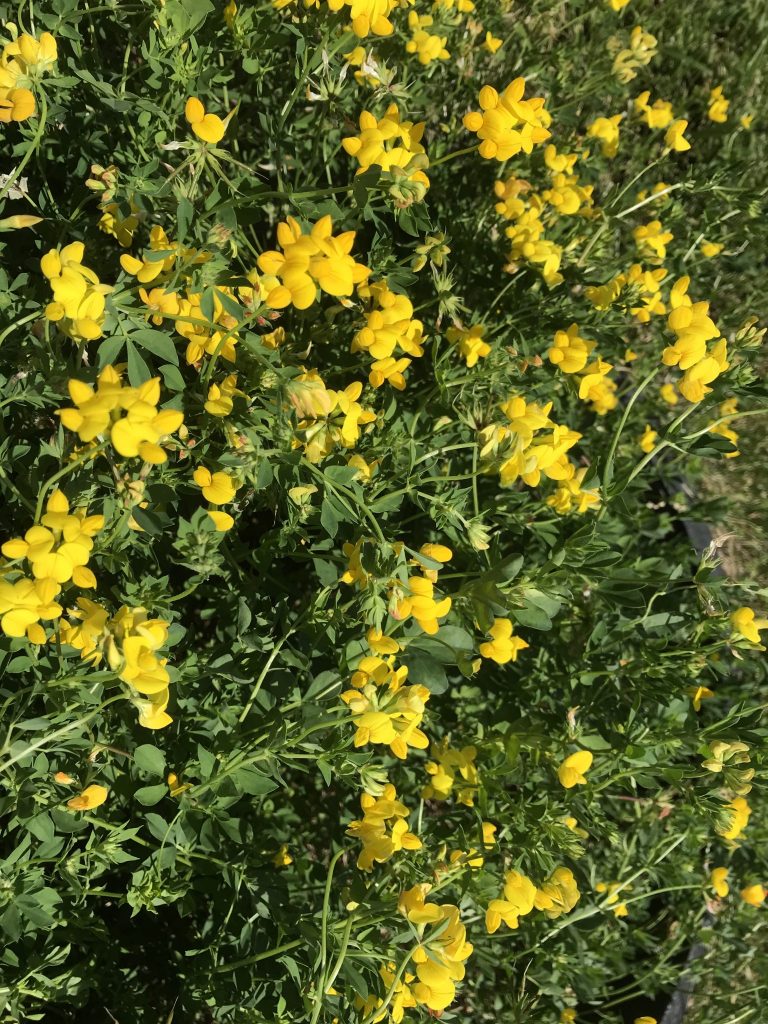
[1,0,767,1021]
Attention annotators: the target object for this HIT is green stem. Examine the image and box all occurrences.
[0,92,47,204]
[431,143,479,168]
[597,367,660,514]
[213,938,303,974]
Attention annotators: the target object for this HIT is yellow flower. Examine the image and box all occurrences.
[447,323,491,367]
[422,740,479,806]
[660,383,679,405]
[366,627,400,655]
[58,366,184,464]
[548,324,596,374]
[717,796,751,841]
[485,869,537,932]
[558,750,593,789]
[665,119,691,152]
[41,242,112,343]
[560,1011,577,1024]
[185,96,227,143]
[483,31,503,53]
[482,821,497,846]
[347,783,422,870]
[700,240,724,258]
[710,866,729,897]
[688,684,714,711]
[587,114,623,158]
[342,103,429,189]
[708,85,729,124]
[731,607,768,644]
[193,467,239,505]
[273,844,293,867]
[534,866,581,918]
[463,79,551,161]
[639,425,658,453]
[0,576,62,641]
[634,90,674,129]
[479,617,529,664]
[258,215,371,310]
[740,884,766,907]
[66,784,108,811]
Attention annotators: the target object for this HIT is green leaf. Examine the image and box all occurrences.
[320,497,339,539]
[233,768,278,796]
[134,784,168,807]
[131,328,179,366]
[126,339,152,386]
[133,744,167,777]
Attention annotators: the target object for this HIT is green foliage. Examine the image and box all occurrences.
[0,0,767,1022]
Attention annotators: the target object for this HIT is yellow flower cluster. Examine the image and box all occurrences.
[541,145,595,217]
[61,602,174,729]
[353,280,426,389]
[406,11,449,65]
[257,215,371,310]
[58,366,184,463]
[288,370,376,462]
[478,396,590,496]
[399,884,473,1013]
[446,323,491,367]
[611,25,657,83]
[486,866,581,932]
[342,103,430,194]
[0,490,104,643]
[661,276,729,402]
[2,489,103,592]
[708,85,729,123]
[717,795,751,842]
[41,243,113,343]
[341,656,430,759]
[121,226,253,367]
[0,31,56,123]
[390,568,452,634]
[586,264,668,323]
[494,156,588,287]
[547,323,618,415]
[479,617,528,664]
[464,79,551,161]
[422,740,479,805]
[347,783,422,870]
[634,219,673,263]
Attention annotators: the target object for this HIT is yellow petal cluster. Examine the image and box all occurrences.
[257,215,371,310]
[41,243,112,343]
[57,366,184,463]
